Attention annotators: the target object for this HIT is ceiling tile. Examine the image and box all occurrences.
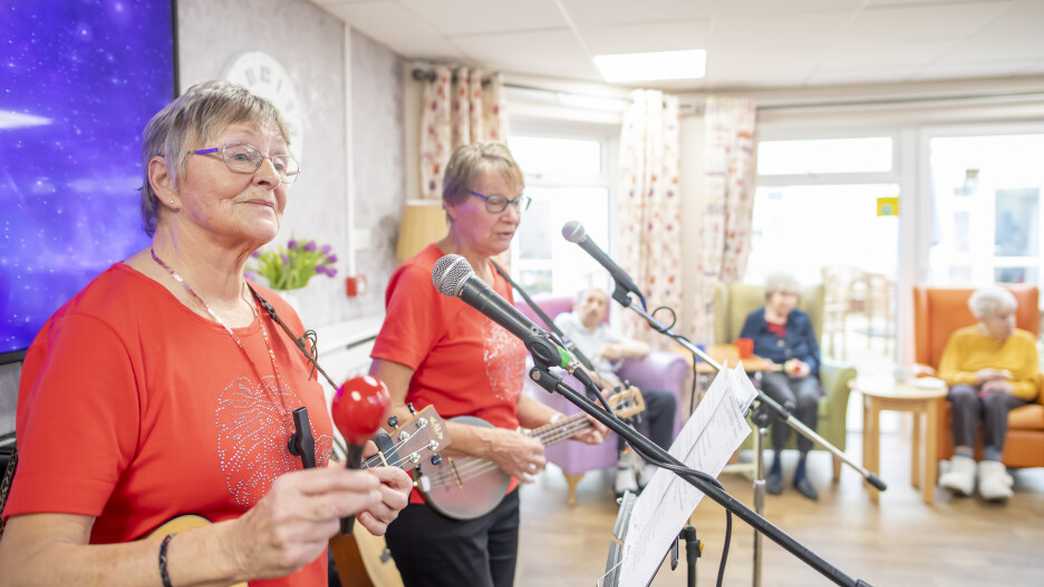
[452,29,602,81]
[706,47,820,87]
[709,0,862,17]
[839,1,1014,47]
[400,0,567,36]
[943,0,1044,62]
[558,0,713,27]
[580,20,711,55]
[816,43,952,70]
[709,12,852,50]
[325,2,465,59]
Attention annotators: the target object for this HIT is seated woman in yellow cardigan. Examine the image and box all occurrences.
[937,286,1039,501]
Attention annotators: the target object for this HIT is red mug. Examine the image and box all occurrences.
[735,338,754,359]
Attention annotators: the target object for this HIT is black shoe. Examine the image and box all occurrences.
[794,476,819,501]
[766,470,783,495]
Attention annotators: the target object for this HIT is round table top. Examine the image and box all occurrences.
[850,377,948,400]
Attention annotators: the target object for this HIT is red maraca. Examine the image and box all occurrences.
[331,375,390,533]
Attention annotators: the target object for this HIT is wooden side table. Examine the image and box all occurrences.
[852,379,947,505]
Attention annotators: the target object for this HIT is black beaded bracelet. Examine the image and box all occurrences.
[158,533,174,587]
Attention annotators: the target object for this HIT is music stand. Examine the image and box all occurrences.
[600,490,638,587]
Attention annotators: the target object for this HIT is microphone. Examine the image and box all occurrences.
[561,221,645,308]
[433,254,616,414]
[331,375,390,534]
[432,254,570,370]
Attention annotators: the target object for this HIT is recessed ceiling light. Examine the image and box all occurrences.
[593,49,706,83]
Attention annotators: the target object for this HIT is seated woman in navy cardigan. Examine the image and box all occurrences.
[739,273,822,501]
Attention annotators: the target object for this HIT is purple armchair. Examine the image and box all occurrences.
[516,295,690,505]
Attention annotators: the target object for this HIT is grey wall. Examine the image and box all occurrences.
[178,0,405,327]
[0,1,406,434]
[349,31,406,318]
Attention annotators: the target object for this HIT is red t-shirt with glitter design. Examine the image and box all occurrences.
[3,264,333,587]
[371,244,527,504]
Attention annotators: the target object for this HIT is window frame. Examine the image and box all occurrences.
[917,122,1044,294]
[507,118,619,296]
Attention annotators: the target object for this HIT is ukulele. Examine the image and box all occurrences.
[329,404,447,587]
[147,405,447,587]
[417,387,645,520]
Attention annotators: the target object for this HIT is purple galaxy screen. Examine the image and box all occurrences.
[0,0,175,355]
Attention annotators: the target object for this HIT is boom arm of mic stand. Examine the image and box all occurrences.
[527,365,868,587]
[623,299,886,492]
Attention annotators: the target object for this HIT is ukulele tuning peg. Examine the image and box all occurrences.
[430,454,443,466]
[387,415,399,429]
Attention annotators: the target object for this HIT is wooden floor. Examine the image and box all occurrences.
[514,432,1044,586]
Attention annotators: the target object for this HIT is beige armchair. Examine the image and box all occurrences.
[713,282,857,480]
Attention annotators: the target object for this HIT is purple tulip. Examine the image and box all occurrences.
[250,249,261,259]
[325,254,338,264]
[320,244,332,254]
[326,267,338,277]
[280,254,290,265]
[287,239,298,250]
[303,241,317,252]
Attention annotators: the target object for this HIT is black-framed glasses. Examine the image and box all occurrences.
[192,143,301,185]
[467,189,531,214]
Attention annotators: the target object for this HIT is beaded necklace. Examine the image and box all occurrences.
[149,247,286,393]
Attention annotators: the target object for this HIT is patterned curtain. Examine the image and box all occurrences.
[690,97,757,342]
[617,90,682,347]
[419,65,507,199]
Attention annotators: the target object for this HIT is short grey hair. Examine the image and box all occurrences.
[441,142,524,207]
[139,80,290,236]
[764,272,801,299]
[969,286,1017,319]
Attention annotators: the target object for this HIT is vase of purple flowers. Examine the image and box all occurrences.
[248,238,338,291]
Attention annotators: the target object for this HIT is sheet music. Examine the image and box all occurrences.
[617,364,757,587]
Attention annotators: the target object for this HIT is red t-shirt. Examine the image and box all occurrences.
[3,264,333,587]
[371,244,527,503]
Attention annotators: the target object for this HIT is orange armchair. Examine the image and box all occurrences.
[913,286,1044,469]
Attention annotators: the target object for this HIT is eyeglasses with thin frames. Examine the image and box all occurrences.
[192,143,302,185]
[467,189,531,214]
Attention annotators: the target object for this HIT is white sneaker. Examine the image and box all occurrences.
[939,455,976,496]
[614,466,639,497]
[637,463,657,488]
[977,460,1014,501]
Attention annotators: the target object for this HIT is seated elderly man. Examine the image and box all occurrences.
[937,286,1039,501]
[554,287,678,496]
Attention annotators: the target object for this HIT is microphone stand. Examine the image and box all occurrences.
[523,335,871,587]
[618,294,886,587]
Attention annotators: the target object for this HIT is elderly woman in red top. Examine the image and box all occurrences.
[371,142,605,587]
[0,81,410,586]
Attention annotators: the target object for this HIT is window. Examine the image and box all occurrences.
[508,127,616,296]
[927,133,1044,288]
[747,184,900,285]
[748,135,899,285]
[757,137,893,175]
[749,134,901,378]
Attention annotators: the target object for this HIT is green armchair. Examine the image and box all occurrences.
[713,282,858,481]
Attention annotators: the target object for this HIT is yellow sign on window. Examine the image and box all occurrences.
[877,197,899,217]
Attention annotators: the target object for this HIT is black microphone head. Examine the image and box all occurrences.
[561,221,587,243]
[432,254,474,297]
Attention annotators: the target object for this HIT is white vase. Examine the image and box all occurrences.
[277,290,302,317]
